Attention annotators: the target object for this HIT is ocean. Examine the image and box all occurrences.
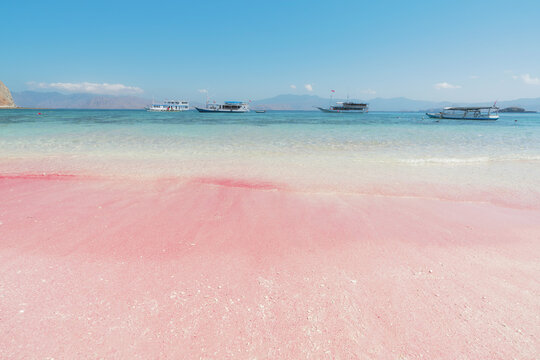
[2,109,540,203]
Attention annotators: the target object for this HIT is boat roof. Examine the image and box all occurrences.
[444,106,498,110]
[224,101,245,104]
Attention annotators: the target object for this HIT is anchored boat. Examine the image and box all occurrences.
[195,101,250,113]
[317,102,369,113]
[426,106,499,120]
[146,100,189,112]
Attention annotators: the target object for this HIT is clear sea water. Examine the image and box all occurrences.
[1,109,540,197]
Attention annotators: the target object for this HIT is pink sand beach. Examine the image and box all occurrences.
[1,172,539,359]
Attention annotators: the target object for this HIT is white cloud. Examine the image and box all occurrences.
[434,82,461,90]
[30,81,143,95]
[290,84,296,89]
[510,73,540,85]
[304,84,313,92]
[520,74,540,85]
[198,89,208,93]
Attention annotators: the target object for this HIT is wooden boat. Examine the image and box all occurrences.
[426,106,499,120]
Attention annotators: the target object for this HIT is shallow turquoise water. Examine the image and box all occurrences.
[2,109,539,160]
[1,109,540,195]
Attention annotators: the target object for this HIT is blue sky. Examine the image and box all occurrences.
[2,0,540,102]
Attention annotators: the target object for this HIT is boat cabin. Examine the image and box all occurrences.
[332,102,368,111]
[221,101,247,111]
[147,100,189,111]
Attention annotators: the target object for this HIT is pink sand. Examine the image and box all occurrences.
[0,175,539,358]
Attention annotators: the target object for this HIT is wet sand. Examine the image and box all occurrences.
[1,175,538,358]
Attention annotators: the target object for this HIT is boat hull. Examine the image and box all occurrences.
[426,113,498,121]
[195,107,249,113]
[317,107,367,113]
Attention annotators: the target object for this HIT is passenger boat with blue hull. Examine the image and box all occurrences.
[146,100,189,112]
[317,102,369,113]
[426,106,499,120]
[195,101,250,113]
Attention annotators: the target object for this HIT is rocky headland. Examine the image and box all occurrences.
[0,80,16,108]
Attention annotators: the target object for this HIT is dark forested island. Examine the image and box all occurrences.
[499,107,537,113]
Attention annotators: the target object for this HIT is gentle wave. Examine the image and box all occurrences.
[401,155,540,165]
[401,157,490,164]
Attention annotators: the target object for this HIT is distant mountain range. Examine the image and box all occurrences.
[12,91,151,109]
[11,91,540,112]
[251,94,540,112]
[251,95,455,111]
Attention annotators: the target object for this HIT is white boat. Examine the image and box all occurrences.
[426,106,499,120]
[195,101,250,113]
[146,100,189,112]
[317,102,369,113]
